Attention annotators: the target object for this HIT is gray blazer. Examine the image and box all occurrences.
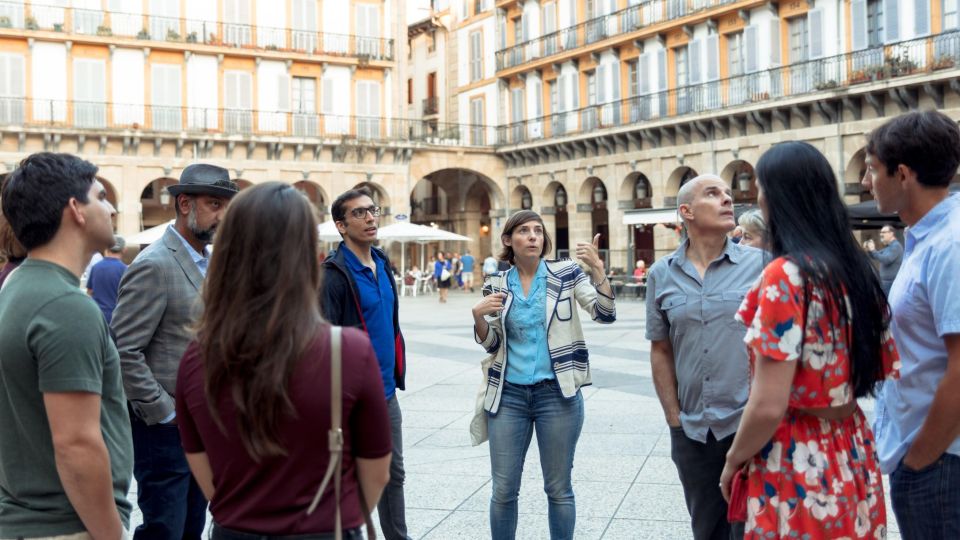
[112,227,204,425]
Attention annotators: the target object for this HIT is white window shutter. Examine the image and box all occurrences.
[639,52,650,94]
[657,49,667,91]
[852,0,868,49]
[611,61,621,100]
[558,74,567,111]
[571,72,579,107]
[277,74,290,111]
[322,77,333,113]
[808,9,823,58]
[744,25,759,72]
[706,34,719,80]
[769,19,781,66]
[883,0,899,42]
[915,0,930,36]
[689,40,702,84]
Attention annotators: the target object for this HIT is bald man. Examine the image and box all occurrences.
[645,175,764,540]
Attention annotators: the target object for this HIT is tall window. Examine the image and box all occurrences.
[356,80,380,139]
[321,74,345,134]
[728,31,745,77]
[224,70,252,133]
[469,30,483,81]
[510,87,524,142]
[357,4,381,58]
[151,63,182,131]
[469,97,484,144]
[407,78,413,105]
[149,0,178,40]
[292,0,318,52]
[788,16,810,63]
[74,58,106,128]
[0,54,25,124]
[292,76,317,136]
[542,2,557,54]
[585,70,598,130]
[867,0,884,46]
[946,0,959,29]
[224,0,251,46]
[675,46,690,114]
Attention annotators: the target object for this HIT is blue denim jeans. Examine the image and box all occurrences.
[890,453,960,540]
[487,380,584,540]
[130,408,207,540]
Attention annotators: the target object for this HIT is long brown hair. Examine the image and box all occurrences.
[497,210,553,265]
[196,182,322,461]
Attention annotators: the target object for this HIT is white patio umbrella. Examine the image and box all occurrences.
[376,221,472,275]
[318,220,342,243]
[127,220,174,246]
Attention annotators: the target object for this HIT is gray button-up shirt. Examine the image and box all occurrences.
[645,239,765,442]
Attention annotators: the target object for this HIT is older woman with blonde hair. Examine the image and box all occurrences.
[737,209,768,250]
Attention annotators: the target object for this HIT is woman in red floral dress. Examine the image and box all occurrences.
[719,142,900,539]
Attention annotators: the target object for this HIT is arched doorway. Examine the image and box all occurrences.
[621,172,654,268]
[579,177,609,258]
[543,181,569,255]
[139,178,178,229]
[511,185,533,211]
[294,180,328,221]
[353,180,391,212]
[721,160,757,204]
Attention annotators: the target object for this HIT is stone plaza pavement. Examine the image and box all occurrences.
[129,290,902,539]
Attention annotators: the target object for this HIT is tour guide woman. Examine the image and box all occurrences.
[472,210,616,540]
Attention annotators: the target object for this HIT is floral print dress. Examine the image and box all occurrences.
[735,258,900,539]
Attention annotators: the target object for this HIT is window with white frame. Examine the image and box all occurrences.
[149,0,179,41]
[356,80,380,139]
[224,70,252,133]
[292,0,318,52]
[0,54,25,124]
[356,4,381,58]
[223,0,252,46]
[470,30,483,81]
[151,63,182,131]
[74,58,106,127]
[469,97,484,144]
[292,76,317,136]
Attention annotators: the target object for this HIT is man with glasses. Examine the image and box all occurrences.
[320,188,410,540]
[865,224,903,295]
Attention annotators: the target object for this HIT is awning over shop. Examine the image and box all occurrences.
[622,208,679,225]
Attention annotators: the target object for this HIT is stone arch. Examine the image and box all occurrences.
[293,180,329,219]
[620,172,653,209]
[844,149,872,202]
[578,176,609,251]
[139,177,178,229]
[410,177,452,221]
[542,181,570,253]
[510,184,533,210]
[353,181,391,211]
[578,176,608,205]
[720,160,757,203]
[665,166,700,200]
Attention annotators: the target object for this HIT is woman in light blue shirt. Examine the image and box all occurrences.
[472,210,615,540]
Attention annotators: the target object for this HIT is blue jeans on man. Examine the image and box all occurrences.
[890,453,960,539]
[487,380,584,540]
[130,407,207,539]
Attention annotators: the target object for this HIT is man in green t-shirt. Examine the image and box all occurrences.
[0,153,133,539]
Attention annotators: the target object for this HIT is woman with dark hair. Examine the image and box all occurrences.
[472,210,616,539]
[175,182,392,538]
[719,142,899,538]
[0,211,26,289]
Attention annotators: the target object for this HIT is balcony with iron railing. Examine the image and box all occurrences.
[423,96,439,116]
[496,30,960,146]
[0,0,394,61]
[0,99,494,147]
[495,0,737,72]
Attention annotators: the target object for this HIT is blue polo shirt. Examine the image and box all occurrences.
[87,257,127,324]
[341,244,397,399]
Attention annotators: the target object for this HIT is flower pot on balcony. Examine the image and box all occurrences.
[186,31,198,43]
[137,28,150,39]
[932,57,957,71]
[0,16,12,28]
[25,16,38,30]
[96,25,112,36]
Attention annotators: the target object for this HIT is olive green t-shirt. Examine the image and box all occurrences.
[0,259,133,537]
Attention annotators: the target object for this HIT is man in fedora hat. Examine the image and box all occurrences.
[112,163,237,539]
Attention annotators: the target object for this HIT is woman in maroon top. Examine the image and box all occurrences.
[176,182,392,539]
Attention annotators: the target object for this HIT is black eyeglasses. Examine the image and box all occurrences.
[348,205,382,219]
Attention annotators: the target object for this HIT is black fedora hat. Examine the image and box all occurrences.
[167,164,239,199]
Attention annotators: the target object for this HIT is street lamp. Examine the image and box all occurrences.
[737,171,753,193]
[635,178,648,199]
[555,186,567,207]
[592,183,606,203]
[521,190,532,209]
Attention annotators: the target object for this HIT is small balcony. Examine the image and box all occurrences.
[0,0,395,61]
[423,96,439,116]
[496,30,960,146]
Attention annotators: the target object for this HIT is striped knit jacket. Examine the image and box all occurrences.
[474,259,616,414]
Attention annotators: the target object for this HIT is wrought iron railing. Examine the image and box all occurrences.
[0,1,394,60]
[0,98,495,147]
[496,0,737,71]
[496,30,960,145]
